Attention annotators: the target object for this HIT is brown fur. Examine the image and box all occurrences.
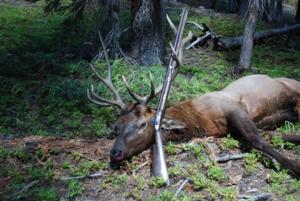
[110,74,300,176]
[165,74,300,136]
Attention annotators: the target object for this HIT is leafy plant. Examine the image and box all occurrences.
[207,165,227,181]
[149,176,166,188]
[221,135,239,150]
[244,151,261,174]
[68,180,83,198]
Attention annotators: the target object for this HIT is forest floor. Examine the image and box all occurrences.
[1,1,300,201]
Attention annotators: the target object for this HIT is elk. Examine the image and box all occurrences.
[88,22,300,178]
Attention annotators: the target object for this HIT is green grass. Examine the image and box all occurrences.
[1,3,300,139]
[244,151,261,174]
[221,135,240,150]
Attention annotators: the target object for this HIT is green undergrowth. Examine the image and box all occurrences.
[1,2,300,138]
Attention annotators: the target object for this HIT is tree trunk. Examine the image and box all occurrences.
[229,0,239,13]
[296,0,300,22]
[265,0,282,23]
[204,0,216,9]
[107,0,122,58]
[238,0,249,16]
[130,0,165,66]
[275,0,282,23]
[96,0,123,59]
[268,0,276,23]
[262,0,269,20]
[235,0,258,74]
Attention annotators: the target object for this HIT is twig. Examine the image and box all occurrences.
[216,153,248,163]
[202,137,217,163]
[12,180,39,200]
[60,171,107,181]
[175,178,189,196]
[186,32,211,49]
[239,193,272,201]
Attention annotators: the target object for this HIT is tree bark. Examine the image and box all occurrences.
[268,0,276,23]
[296,0,300,22]
[96,0,123,59]
[229,0,239,13]
[107,0,122,58]
[265,0,283,23]
[214,23,300,49]
[275,0,282,23]
[130,0,165,66]
[235,0,258,74]
[238,0,249,16]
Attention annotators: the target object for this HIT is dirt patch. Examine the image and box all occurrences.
[1,135,299,200]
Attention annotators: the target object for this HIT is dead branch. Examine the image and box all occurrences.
[214,23,300,50]
[11,180,39,200]
[59,171,107,180]
[238,192,273,201]
[186,32,211,49]
[263,131,300,144]
[216,153,248,163]
[175,178,189,196]
[202,137,217,163]
[185,21,217,49]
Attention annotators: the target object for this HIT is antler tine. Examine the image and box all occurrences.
[167,15,193,68]
[186,21,205,31]
[87,87,111,107]
[89,65,126,109]
[87,31,126,109]
[166,14,177,35]
[122,72,162,105]
[169,42,181,67]
[182,31,193,47]
[98,31,113,83]
[122,76,147,104]
[146,72,163,104]
[87,84,125,109]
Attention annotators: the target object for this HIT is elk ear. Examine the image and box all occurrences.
[161,117,186,130]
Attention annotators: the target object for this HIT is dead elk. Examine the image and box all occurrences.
[88,62,300,177]
[87,17,300,178]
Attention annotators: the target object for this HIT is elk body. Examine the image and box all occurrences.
[88,17,300,177]
[89,67,300,177]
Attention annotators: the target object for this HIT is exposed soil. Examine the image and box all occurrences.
[1,134,300,200]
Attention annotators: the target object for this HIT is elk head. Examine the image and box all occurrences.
[87,62,164,163]
[88,18,193,164]
[88,66,186,163]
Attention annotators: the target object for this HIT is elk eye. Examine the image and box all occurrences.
[139,122,146,129]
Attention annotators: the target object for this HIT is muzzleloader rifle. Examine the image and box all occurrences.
[152,9,188,185]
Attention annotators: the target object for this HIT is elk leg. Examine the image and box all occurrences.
[255,108,298,130]
[228,110,300,177]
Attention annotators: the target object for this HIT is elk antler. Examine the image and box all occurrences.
[122,72,163,105]
[87,32,126,110]
[166,14,193,68]
[119,13,193,106]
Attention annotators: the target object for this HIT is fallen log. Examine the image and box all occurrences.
[263,131,300,144]
[213,23,300,50]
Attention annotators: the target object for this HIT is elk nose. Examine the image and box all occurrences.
[110,149,123,161]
